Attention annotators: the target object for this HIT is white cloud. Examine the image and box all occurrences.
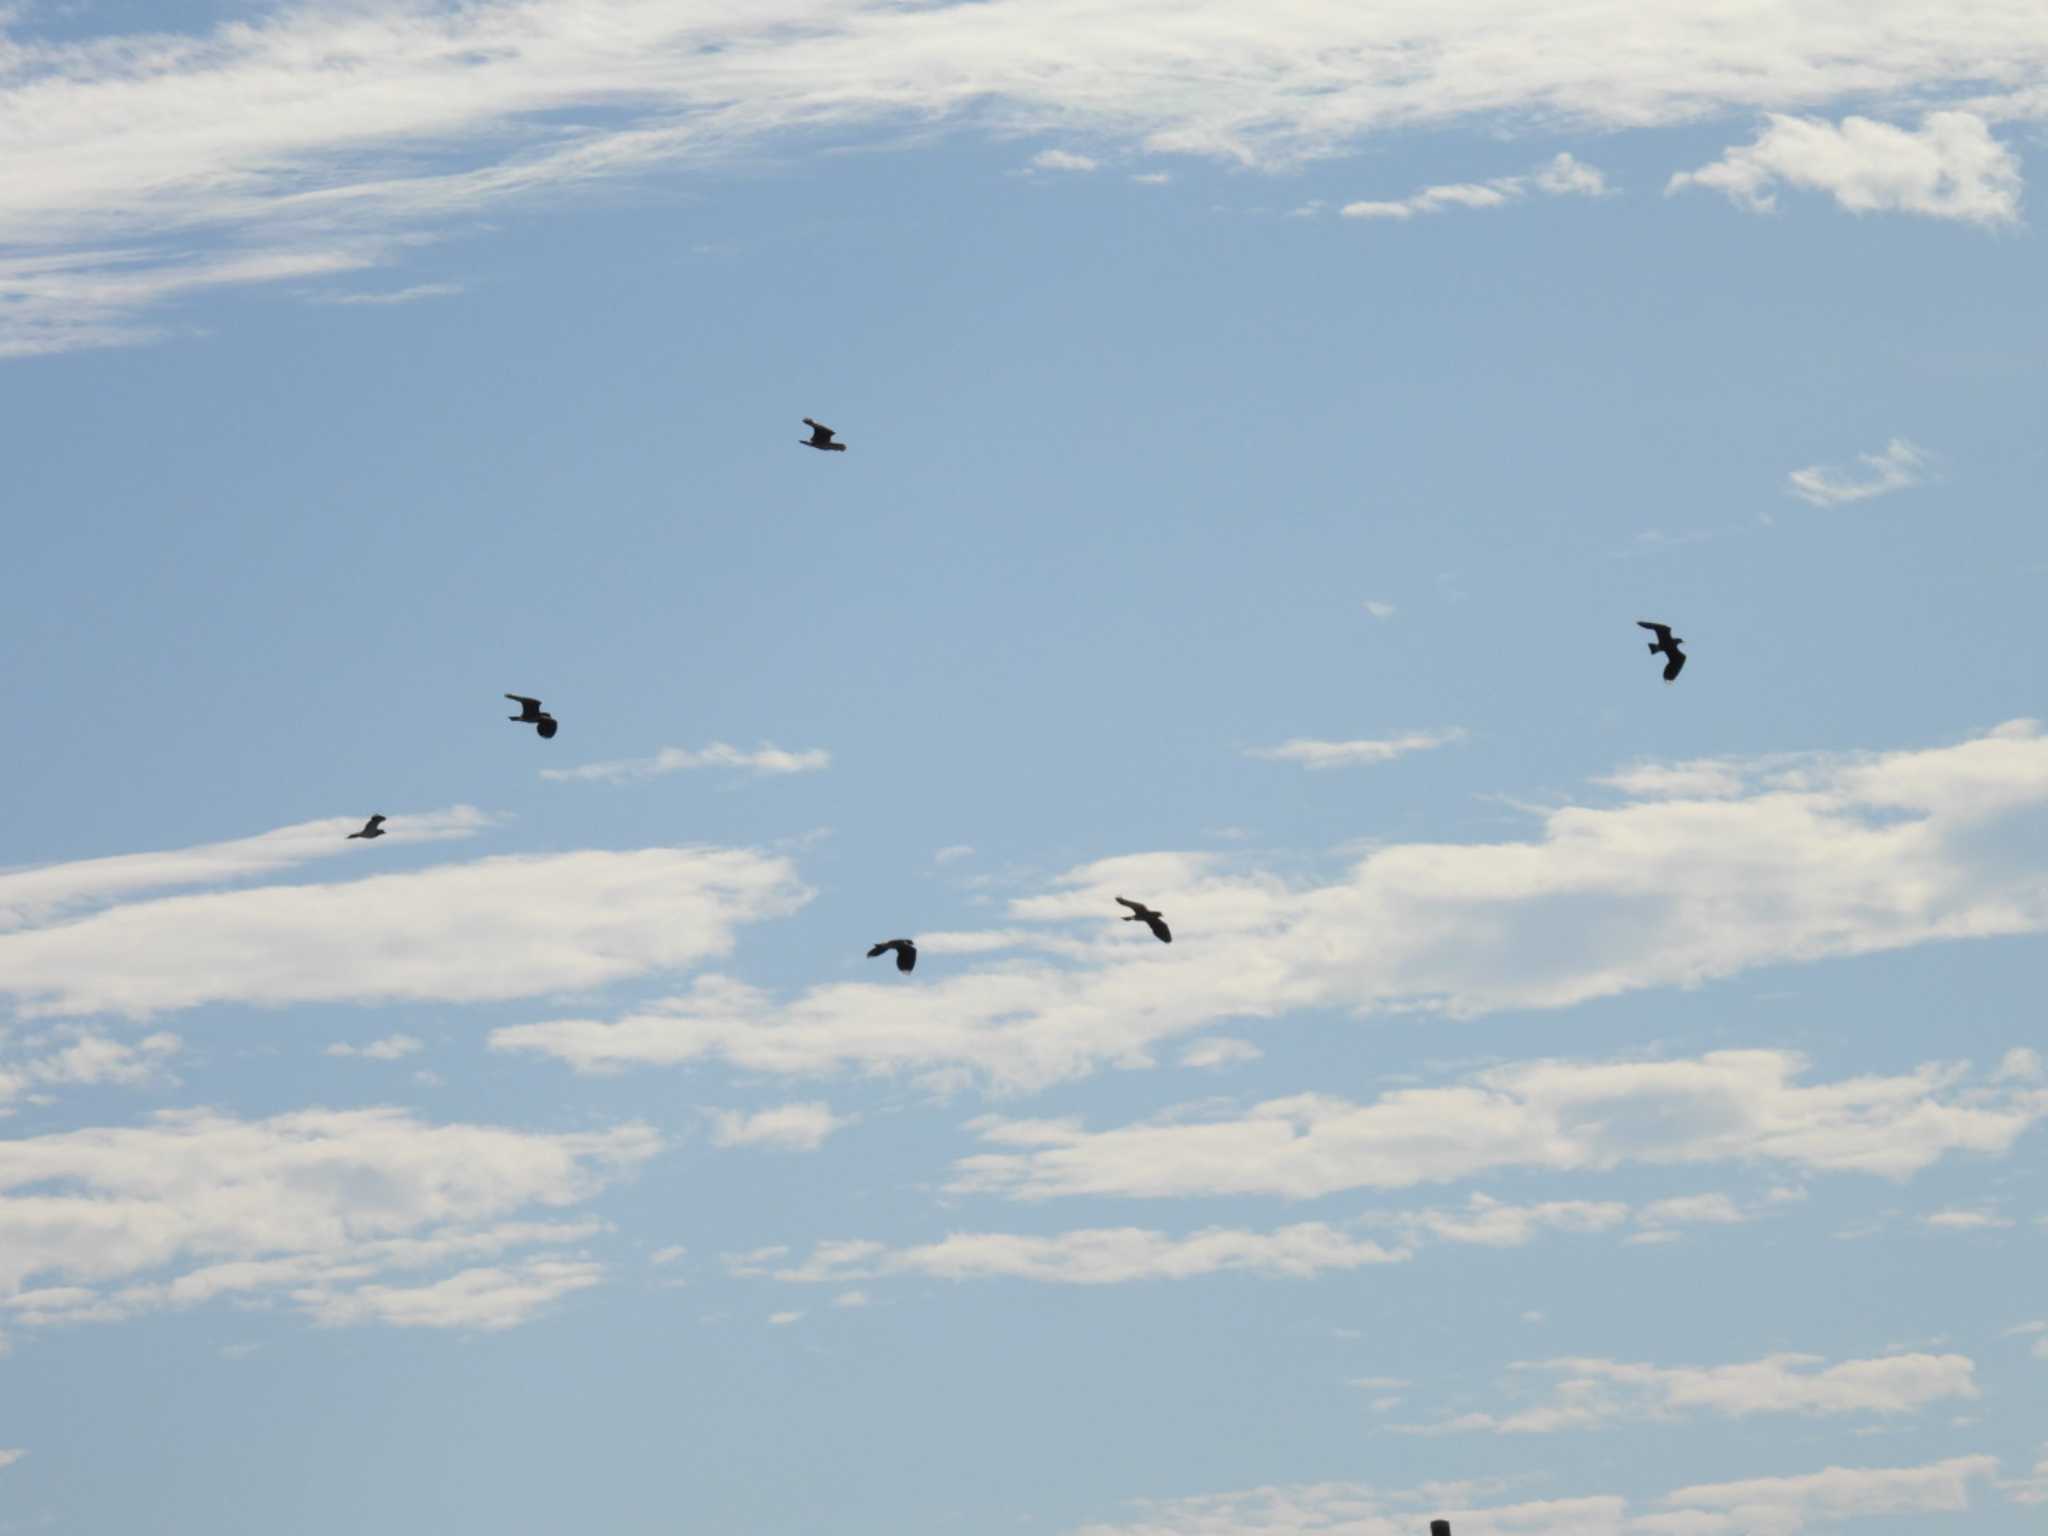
[1180,1037,1263,1070]
[494,722,2048,1092]
[2006,1446,2048,1504]
[649,1244,687,1267]
[1786,438,1928,507]
[706,1102,853,1152]
[306,282,463,306]
[1247,729,1466,770]
[0,1107,657,1332]
[8,4,2048,353]
[767,1310,804,1326]
[1362,600,1396,621]
[324,1034,425,1061]
[1030,149,1099,173]
[0,844,808,1020]
[0,807,489,933]
[1995,1047,2043,1082]
[1340,152,1607,220]
[1659,1455,1999,1532]
[830,1289,870,1308]
[1075,1457,1999,1536]
[0,1029,181,1109]
[1406,1352,1977,1435]
[1669,111,2022,224]
[0,1449,22,1471]
[933,844,977,865]
[1921,1208,2014,1230]
[1130,172,1171,186]
[540,743,829,785]
[952,1049,2046,1200]
[746,1223,1409,1287]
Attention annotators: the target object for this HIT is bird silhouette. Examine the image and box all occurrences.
[505,693,559,738]
[1637,621,1686,682]
[1431,1523,1452,1536]
[867,938,917,973]
[800,417,846,452]
[1116,897,1172,944]
[346,815,387,840]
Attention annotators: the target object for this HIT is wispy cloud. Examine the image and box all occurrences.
[0,1107,657,1332]
[540,743,829,785]
[1362,599,1396,620]
[1339,152,1609,220]
[0,1449,22,1472]
[0,844,808,1019]
[6,4,2048,354]
[705,1101,852,1152]
[495,721,2048,1092]
[1403,1351,1977,1435]
[325,1034,425,1061]
[1029,149,1098,173]
[1247,729,1464,769]
[1670,111,2022,224]
[306,282,464,307]
[1787,437,1929,506]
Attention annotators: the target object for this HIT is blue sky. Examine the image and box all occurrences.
[2,3,2046,1532]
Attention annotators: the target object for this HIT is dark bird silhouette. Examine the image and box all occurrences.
[1431,1523,1452,1536]
[1637,620,1687,682]
[800,417,846,452]
[867,938,917,973]
[346,815,387,840]
[1116,897,1172,944]
[505,693,559,739]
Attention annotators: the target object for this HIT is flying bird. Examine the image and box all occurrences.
[346,815,387,840]
[867,938,917,973]
[800,417,846,452]
[1431,1523,1452,1536]
[1637,621,1686,682]
[505,693,559,738]
[1116,897,1172,944]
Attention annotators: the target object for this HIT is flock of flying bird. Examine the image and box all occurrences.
[341,418,1687,977]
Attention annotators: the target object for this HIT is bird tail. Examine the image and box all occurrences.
[1648,642,1659,653]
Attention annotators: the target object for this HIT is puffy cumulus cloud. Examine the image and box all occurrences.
[1073,1457,2000,1536]
[1668,112,2022,224]
[1406,1352,1978,1435]
[495,723,2048,1093]
[952,1049,2047,1200]
[0,807,490,932]
[7,2,2048,353]
[1787,438,1929,508]
[539,742,829,784]
[0,844,808,1020]
[705,1101,854,1151]
[1246,730,1466,769]
[1339,152,1608,219]
[0,1107,658,1332]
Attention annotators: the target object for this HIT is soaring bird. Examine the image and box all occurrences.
[867,938,917,973]
[800,417,846,452]
[505,693,559,738]
[1431,1523,1452,1536]
[1116,897,1172,944]
[1637,621,1687,682]
[346,815,387,840]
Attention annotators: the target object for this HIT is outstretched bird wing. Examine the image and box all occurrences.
[1663,650,1686,682]
[803,418,836,445]
[365,815,386,831]
[1636,621,1673,644]
[505,693,542,716]
[897,944,916,973]
[1115,896,1148,916]
[1145,915,1172,944]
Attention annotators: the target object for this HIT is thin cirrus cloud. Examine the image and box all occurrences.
[1786,437,1929,506]
[1669,111,2023,224]
[950,1048,2048,1200]
[1399,1351,1978,1435]
[0,806,491,932]
[494,721,2048,1092]
[1074,1456,2003,1536]
[1339,151,1609,219]
[705,1101,853,1151]
[7,3,2048,353]
[540,743,830,784]
[0,1107,659,1332]
[0,840,809,1020]
[1246,728,1465,768]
